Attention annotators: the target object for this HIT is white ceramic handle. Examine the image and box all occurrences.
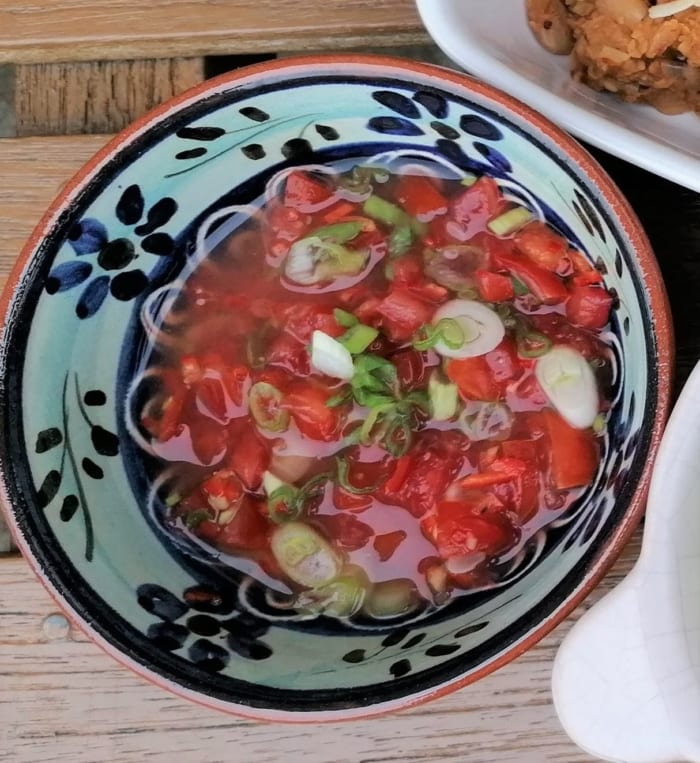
[552,361,700,763]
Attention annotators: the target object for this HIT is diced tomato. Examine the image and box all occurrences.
[313,513,373,551]
[267,202,309,241]
[426,498,519,559]
[152,387,187,442]
[332,485,373,512]
[449,177,503,240]
[566,284,613,330]
[283,170,332,210]
[195,377,228,421]
[216,497,270,553]
[226,427,270,491]
[528,313,608,361]
[514,221,569,272]
[540,409,598,489]
[391,349,431,391]
[284,381,346,442]
[201,470,244,509]
[445,356,501,401]
[265,332,310,376]
[384,455,413,494]
[322,200,357,223]
[460,457,525,489]
[485,338,522,385]
[493,250,568,305]
[374,530,407,562]
[283,303,345,342]
[188,417,227,465]
[354,296,383,325]
[390,254,423,285]
[474,269,514,302]
[380,430,469,517]
[376,289,433,343]
[395,174,448,221]
[569,249,604,285]
[500,439,539,463]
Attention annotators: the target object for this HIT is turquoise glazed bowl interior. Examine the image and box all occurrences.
[0,56,672,720]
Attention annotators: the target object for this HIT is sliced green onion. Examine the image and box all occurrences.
[363,579,420,619]
[363,194,409,227]
[336,457,379,494]
[517,330,552,358]
[183,509,210,529]
[487,206,535,237]
[593,413,606,434]
[326,388,353,408]
[428,373,459,421]
[285,237,367,285]
[308,220,364,243]
[388,225,414,258]
[249,382,289,432]
[333,308,358,328]
[412,318,465,351]
[300,576,367,618]
[262,470,287,496]
[165,492,181,507]
[460,173,478,187]
[384,418,412,457]
[338,323,379,355]
[511,277,529,297]
[270,522,341,588]
[268,485,304,523]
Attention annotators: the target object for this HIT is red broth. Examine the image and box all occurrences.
[137,162,615,620]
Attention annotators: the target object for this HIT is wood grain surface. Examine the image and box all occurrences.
[15,58,204,136]
[0,1,428,64]
[0,531,642,763]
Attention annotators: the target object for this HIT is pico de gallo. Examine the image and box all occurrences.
[139,161,615,620]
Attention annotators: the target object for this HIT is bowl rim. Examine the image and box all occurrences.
[0,52,675,722]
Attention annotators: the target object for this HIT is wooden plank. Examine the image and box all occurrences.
[15,58,205,136]
[0,1,429,65]
[0,531,642,762]
[0,135,108,285]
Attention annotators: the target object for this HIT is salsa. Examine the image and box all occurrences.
[136,160,615,620]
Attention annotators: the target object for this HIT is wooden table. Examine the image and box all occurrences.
[0,3,698,761]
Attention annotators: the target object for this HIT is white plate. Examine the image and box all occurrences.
[416,0,700,193]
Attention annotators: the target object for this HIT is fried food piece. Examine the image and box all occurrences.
[527,0,700,115]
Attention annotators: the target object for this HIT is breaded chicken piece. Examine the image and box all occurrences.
[529,0,700,114]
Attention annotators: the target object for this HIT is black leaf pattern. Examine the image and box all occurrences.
[413,90,449,118]
[147,621,189,651]
[367,116,424,136]
[97,238,136,271]
[175,148,208,160]
[110,270,149,301]
[84,390,106,406]
[342,649,366,664]
[425,643,460,657]
[90,425,119,456]
[135,197,178,237]
[81,457,104,479]
[460,114,503,140]
[390,659,412,678]
[381,627,411,648]
[137,583,189,621]
[141,233,174,256]
[239,107,270,123]
[60,494,80,522]
[188,639,230,672]
[176,126,226,141]
[116,185,145,226]
[37,470,61,509]
[35,428,63,453]
[371,90,421,118]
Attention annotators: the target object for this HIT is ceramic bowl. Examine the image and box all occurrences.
[0,55,673,721]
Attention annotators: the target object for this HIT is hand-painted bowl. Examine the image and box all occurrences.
[0,55,672,721]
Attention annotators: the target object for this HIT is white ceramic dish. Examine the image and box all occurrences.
[552,361,700,763]
[416,0,700,193]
